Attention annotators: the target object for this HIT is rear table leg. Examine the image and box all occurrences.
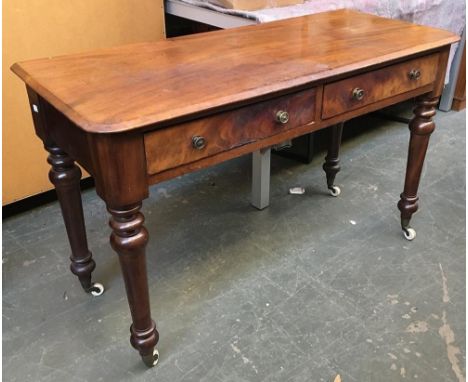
[323,122,344,197]
[46,143,104,296]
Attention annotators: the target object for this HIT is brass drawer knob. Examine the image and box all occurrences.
[352,88,365,101]
[409,69,421,80]
[192,136,206,150]
[276,110,290,124]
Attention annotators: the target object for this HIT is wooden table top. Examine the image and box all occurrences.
[12,9,458,133]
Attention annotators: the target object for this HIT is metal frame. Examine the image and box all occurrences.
[165,0,256,28]
[251,149,271,210]
[440,27,466,111]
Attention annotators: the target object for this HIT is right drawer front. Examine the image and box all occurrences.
[322,53,440,119]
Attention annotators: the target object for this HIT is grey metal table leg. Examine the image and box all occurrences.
[251,148,271,210]
[440,27,465,111]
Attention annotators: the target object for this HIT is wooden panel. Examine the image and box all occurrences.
[322,53,439,119]
[11,10,458,133]
[3,0,165,205]
[145,88,316,174]
[431,47,451,98]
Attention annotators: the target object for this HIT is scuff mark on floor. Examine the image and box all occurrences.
[157,187,171,199]
[230,343,258,374]
[439,263,450,303]
[22,259,36,267]
[400,367,406,378]
[405,320,429,333]
[438,264,465,382]
[439,311,465,382]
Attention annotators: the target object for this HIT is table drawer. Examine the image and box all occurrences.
[322,53,440,119]
[145,88,317,174]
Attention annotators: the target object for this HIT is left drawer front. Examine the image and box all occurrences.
[145,88,316,175]
[322,53,440,119]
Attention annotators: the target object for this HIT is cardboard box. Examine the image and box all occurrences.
[211,0,304,11]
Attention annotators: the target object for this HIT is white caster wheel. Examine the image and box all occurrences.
[403,228,416,241]
[89,283,105,297]
[142,349,159,367]
[328,185,341,197]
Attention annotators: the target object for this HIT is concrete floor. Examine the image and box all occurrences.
[3,109,465,382]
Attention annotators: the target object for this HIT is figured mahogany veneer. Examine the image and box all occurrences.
[11,9,459,367]
[145,88,317,174]
[322,53,440,119]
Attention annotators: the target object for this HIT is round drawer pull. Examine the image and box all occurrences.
[352,88,365,101]
[409,69,421,80]
[276,110,290,124]
[192,136,206,150]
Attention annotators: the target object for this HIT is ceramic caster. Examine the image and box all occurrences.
[402,227,416,241]
[142,349,159,367]
[87,283,105,297]
[328,185,341,197]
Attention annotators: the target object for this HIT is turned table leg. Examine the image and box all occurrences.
[398,95,439,241]
[46,144,104,296]
[323,122,344,197]
[108,203,159,367]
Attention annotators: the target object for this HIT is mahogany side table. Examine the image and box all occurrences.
[12,10,459,366]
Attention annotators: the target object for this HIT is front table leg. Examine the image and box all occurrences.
[46,144,104,296]
[108,203,159,367]
[398,95,439,241]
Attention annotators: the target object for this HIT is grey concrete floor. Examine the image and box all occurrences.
[3,109,465,382]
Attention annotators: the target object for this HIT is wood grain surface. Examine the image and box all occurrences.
[322,53,439,119]
[145,88,316,174]
[11,9,458,133]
